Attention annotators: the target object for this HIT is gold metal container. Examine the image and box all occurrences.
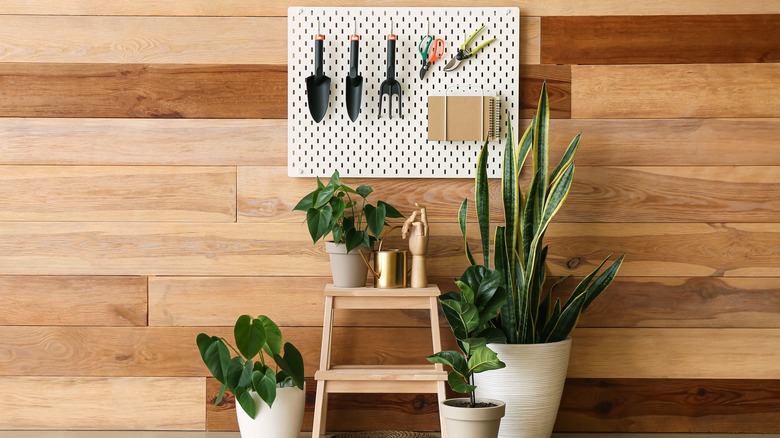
[371,249,408,288]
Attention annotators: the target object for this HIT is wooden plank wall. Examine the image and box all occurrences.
[0,0,778,433]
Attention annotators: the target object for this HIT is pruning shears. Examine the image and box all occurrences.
[443,25,496,72]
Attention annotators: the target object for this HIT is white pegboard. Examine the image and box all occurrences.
[288,7,520,178]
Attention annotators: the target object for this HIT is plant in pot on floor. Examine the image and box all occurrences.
[426,265,508,438]
[294,170,404,287]
[461,82,625,438]
[197,314,305,438]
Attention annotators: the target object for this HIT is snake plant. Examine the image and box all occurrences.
[460,82,625,344]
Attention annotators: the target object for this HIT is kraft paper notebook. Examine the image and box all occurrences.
[428,95,501,141]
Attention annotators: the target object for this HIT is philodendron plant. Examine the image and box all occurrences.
[427,265,507,407]
[196,314,304,418]
[293,171,403,252]
[460,82,625,344]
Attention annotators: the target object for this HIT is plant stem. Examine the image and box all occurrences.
[469,374,476,407]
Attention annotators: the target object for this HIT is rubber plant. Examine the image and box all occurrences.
[426,265,507,407]
[461,82,625,344]
[196,314,305,418]
[293,170,403,252]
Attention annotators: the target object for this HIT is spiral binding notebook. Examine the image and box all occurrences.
[427,95,501,142]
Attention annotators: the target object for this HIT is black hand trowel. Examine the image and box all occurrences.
[306,25,331,123]
[345,23,363,122]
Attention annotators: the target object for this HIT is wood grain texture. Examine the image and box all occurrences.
[557,378,780,432]
[0,118,286,166]
[568,328,780,379]
[0,377,204,430]
[149,276,457,327]
[519,64,571,118]
[0,327,451,377]
[571,64,780,119]
[0,63,286,118]
[542,15,780,65]
[0,276,147,326]
[520,17,541,64]
[554,277,780,329]
[2,1,775,16]
[0,16,285,65]
[206,377,440,432]
[0,166,236,222]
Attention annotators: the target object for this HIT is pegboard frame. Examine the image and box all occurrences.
[288,7,520,178]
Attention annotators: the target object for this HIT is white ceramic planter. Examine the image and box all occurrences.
[326,242,369,287]
[439,398,505,438]
[473,338,572,438]
[235,386,305,438]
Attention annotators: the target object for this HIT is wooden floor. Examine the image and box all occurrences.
[2,433,779,438]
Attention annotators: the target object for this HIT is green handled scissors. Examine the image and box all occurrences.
[443,25,496,72]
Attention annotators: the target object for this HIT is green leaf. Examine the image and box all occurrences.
[458,199,476,266]
[379,201,404,218]
[541,161,575,228]
[252,367,277,409]
[234,387,257,419]
[198,336,230,383]
[426,350,469,379]
[533,81,550,190]
[475,141,491,268]
[238,358,254,388]
[215,382,227,406]
[502,118,517,267]
[462,337,487,355]
[544,290,586,343]
[329,196,346,221]
[306,205,333,243]
[327,171,341,187]
[345,229,368,253]
[365,202,386,238]
[455,280,475,305]
[273,342,305,390]
[447,371,476,394]
[224,356,244,392]
[475,327,507,345]
[257,315,282,357]
[582,255,626,311]
[292,190,316,212]
[234,315,266,360]
[439,297,479,340]
[550,133,581,185]
[467,345,506,374]
[356,185,373,199]
[313,184,336,209]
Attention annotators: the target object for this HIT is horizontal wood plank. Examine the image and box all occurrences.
[0,16,285,65]
[571,64,780,119]
[207,377,440,432]
[4,222,780,277]
[0,276,147,326]
[0,63,286,118]
[0,327,449,378]
[0,377,204,430]
[557,378,780,432]
[149,276,457,327]
[0,118,286,166]
[557,277,780,329]
[520,17,541,64]
[542,15,780,65]
[240,165,780,223]
[520,64,571,118]
[0,166,236,222]
[1,1,775,16]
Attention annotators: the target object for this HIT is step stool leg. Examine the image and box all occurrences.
[312,380,328,437]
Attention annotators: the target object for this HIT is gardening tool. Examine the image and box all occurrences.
[418,22,445,80]
[443,25,496,72]
[378,21,402,119]
[345,20,363,122]
[305,21,331,123]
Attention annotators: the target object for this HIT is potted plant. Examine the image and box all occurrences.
[462,83,625,437]
[426,265,508,438]
[293,170,403,287]
[196,314,305,438]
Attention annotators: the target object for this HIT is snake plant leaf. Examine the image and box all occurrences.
[273,342,305,390]
[306,204,332,244]
[467,345,506,374]
[252,367,277,409]
[356,185,373,199]
[522,169,544,264]
[455,280,475,305]
[542,161,575,228]
[544,289,587,343]
[550,133,581,185]
[379,200,404,218]
[502,122,517,257]
[516,115,535,174]
[257,315,282,358]
[475,139,491,267]
[234,387,257,419]
[534,81,550,190]
[582,255,626,311]
[540,298,563,342]
[564,256,610,311]
[448,371,476,394]
[234,314,266,360]
[458,199,476,266]
[426,350,469,379]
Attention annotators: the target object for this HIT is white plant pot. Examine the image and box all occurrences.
[474,338,572,438]
[235,386,305,438]
[439,398,505,438]
[326,241,369,287]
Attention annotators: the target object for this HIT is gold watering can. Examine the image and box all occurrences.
[359,226,408,288]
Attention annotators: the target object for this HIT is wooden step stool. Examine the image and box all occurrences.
[312,284,448,437]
